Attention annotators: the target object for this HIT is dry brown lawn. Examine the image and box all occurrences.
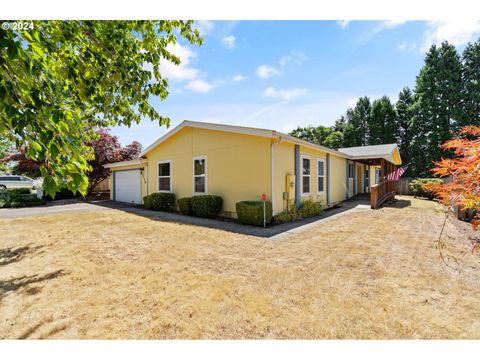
[1,196,479,339]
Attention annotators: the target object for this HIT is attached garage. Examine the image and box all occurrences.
[114,170,142,204]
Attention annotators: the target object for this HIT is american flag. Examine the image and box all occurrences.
[385,164,409,181]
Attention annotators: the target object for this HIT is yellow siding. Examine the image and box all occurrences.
[330,154,347,204]
[298,146,327,205]
[145,127,271,217]
[107,124,397,216]
[108,163,147,201]
[272,143,348,211]
[272,141,295,215]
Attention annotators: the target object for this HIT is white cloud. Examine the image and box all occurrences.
[232,74,246,82]
[195,20,215,36]
[256,64,282,79]
[360,20,408,42]
[185,79,215,93]
[396,41,416,51]
[221,35,236,49]
[159,43,199,82]
[421,20,480,52]
[279,50,308,67]
[263,86,307,100]
[338,20,351,28]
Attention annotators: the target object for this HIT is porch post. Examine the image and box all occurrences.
[345,159,349,200]
[351,161,355,196]
[326,153,330,206]
[380,158,385,200]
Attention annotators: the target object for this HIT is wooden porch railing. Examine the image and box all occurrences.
[370,180,395,209]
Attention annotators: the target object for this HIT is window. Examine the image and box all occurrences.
[317,160,325,192]
[302,157,310,194]
[158,161,171,192]
[193,157,207,194]
[348,163,354,179]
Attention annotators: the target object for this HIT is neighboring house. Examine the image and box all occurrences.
[104,121,402,216]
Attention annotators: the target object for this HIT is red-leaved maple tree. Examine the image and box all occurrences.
[427,125,480,229]
[424,125,480,259]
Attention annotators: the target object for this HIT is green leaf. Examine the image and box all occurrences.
[30,141,42,151]
[43,175,58,198]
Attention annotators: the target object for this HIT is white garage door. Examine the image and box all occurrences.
[114,170,141,204]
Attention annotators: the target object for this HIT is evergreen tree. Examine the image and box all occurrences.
[395,87,414,175]
[348,97,371,146]
[412,42,462,176]
[369,96,398,145]
[461,39,480,126]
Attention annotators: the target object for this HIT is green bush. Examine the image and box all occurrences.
[143,192,176,211]
[410,178,443,199]
[299,199,323,217]
[236,201,272,226]
[0,188,46,208]
[191,195,223,218]
[272,208,302,224]
[177,197,193,215]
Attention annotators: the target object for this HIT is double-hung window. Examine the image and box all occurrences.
[348,163,354,179]
[317,160,325,192]
[193,157,207,194]
[302,157,311,194]
[158,161,172,192]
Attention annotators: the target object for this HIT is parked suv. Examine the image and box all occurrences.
[0,175,35,190]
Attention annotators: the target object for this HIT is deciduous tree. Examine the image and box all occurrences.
[0,20,202,197]
[86,129,142,195]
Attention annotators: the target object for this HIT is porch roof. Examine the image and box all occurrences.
[338,144,402,165]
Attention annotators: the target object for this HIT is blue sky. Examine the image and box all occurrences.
[111,20,480,147]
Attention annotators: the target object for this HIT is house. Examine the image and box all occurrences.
[104,120,402,216]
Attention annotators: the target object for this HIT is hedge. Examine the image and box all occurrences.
[177,197,193,215]
[191,195,223,218]
[410,178,442,199]
[0,188,46,208]
[236,201,272,226]
[143,192,176,211]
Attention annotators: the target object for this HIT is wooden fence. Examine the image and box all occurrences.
[395,176,453,196]
[395,177,414,195]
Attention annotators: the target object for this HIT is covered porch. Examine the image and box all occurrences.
[339,143,403,210]
[355,158,397,209]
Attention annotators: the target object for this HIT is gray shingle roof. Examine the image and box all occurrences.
[338,144,398,157]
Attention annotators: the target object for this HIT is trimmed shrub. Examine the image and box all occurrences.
[191,195,223,218]
[177,197,193,215]
[299,199,323,217]
[0,188,46,208]
[143,192,176,211]
[272,208,302,225]
[236,201,272,226]
[410,178,443,199]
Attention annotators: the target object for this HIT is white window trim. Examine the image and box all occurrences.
[317,159,325,193]
[157,160,172,193]
[193,156,208,195]
[349,163,355,179]
[301,155,311,195]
